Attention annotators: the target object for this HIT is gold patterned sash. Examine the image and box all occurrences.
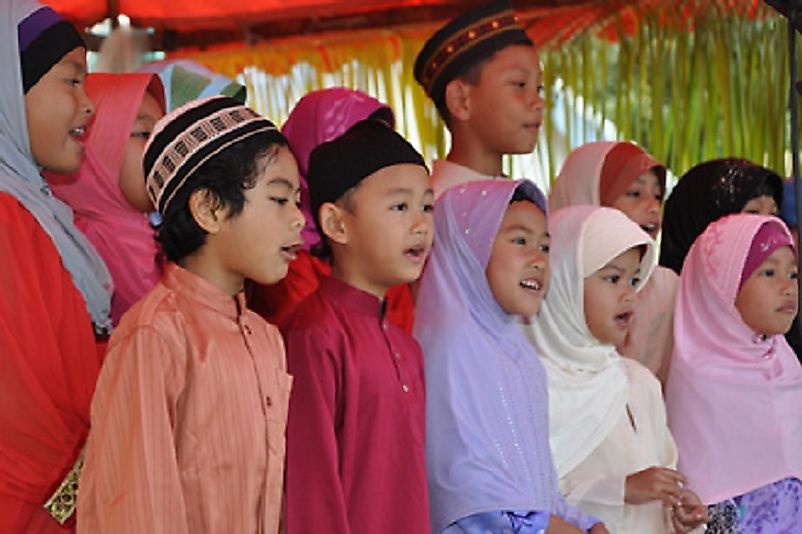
[43,450,83,525]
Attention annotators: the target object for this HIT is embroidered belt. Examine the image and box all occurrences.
[43,450,83,524]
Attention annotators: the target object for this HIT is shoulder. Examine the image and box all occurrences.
[622,358,665,407]
[111,283,187,350]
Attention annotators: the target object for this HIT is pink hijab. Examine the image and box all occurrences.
[282,88,393,250]
[47,73,165,325]
[666,213,802,504]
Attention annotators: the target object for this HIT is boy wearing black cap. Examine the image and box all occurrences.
[77,96,304,533]
[283,119,434,533]
[414,0,545,198]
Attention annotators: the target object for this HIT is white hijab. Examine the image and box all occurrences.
[528,205,656,476]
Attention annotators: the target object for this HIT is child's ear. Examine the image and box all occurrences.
[188,188,224,234]
[444,79,472,122]
[319,202,349,246]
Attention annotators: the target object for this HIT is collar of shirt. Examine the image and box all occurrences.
[162,262,247,321]
[318,275,387,319]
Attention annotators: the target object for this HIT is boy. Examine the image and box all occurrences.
[414,0,545,198]
[284,119,434,533]
[77,96,304,534]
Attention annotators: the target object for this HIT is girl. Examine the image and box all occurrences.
[415,179,607,534]
[545,140,675,382]
[660,158,782,275]
[528,205,706,533]
[0,0,112,530]
[666,213,802,532]
[248,87,415,331]
[47,73,166,324]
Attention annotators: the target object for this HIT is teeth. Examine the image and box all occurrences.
[70,127,85,137]
[520,279,541,290]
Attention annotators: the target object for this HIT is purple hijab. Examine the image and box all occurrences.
[281,88,393,250]
[415,179,570,532]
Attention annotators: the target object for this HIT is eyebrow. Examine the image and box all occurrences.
[66,60,86,75]
[599,263,641,274]
[266,177,300,192]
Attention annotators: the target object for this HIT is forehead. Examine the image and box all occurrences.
[483,44,541,74]
[259,145,300,188]
[138,92,165,119]
[633,170,661,187]
[500,200,547,229]
[600,246,642,270]
[358,163,430,194]
[53,47,87,72]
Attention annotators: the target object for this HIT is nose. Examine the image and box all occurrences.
[529,248,548,271]
[290,202,305,232]
[412,207,432,235]
[783,276,798,297]
[78,85,95,118]
[622,283,637,304]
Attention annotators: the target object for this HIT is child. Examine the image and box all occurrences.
[247,87,415,332]
[46,73,165,324]
[666,213,802,532]
[415,179,606,533]
[283,119,433,533]
[528,205,706,533]
[660,158,783,274]
[0,2,112,530]
[545,141,676,382]
[414,0,544,198]
[77,96,303,533]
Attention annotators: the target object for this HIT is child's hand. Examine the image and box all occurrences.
[671,489,708,532]
[588,523,610,534]
[625,466,686,506]
[545,514,584,533]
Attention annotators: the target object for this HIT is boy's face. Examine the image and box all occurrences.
[216,145,305,288]
[735,246,798,336]
[335,164,434,297]
[119,91,164,212]
[583,247,641,346]
[25,47,95,173]
[462,45,544,156]
[610,170,663,239]
[485,200,549,317]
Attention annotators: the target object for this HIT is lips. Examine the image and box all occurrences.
[778,301,798,314]
[519,277,543,291]
[69,125,87,140]
[280,243,302,262]
[614,311,633,330]
[404,243,429,264]
[639,223,660,238]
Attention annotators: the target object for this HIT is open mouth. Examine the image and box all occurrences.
[640,223,659,236]
[69,126,86,139]
[614,312,633,329]
[519,278,543,291]
[404,244,427,263]
[280,243,302,261]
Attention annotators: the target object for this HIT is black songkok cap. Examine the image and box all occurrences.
[17,7,85,94]
[308,119,427,230]
[414,0,533,104]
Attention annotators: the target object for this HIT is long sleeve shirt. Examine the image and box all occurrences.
[283,276,430,534]
[78,263,291,534]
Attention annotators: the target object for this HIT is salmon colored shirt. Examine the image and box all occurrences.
[78,263,292,534]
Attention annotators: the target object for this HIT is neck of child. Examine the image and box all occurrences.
[330,261,388,302]
[446,132,504,177]
[178,253,244,298]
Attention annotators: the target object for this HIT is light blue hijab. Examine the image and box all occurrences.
[0,0,112,333]
[415,179,567,532]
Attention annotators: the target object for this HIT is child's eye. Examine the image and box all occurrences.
[537,85,545,97]
[511,237,527,246]
[512,80,526,88]
[67,78,83,87]
[605,275,620,284]
[422,203,434,213]
[790,271,799,280]
[270,197,289,206]
[630,277,641,287]
[539,243,550,253]
[130,131,151,140]
[626,190,641,198]
[391,203,408,212]
[761,269,775,277]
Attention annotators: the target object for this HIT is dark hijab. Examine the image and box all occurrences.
[660,158,783,274]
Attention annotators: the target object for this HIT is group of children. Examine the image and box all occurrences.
[1,0,801,533]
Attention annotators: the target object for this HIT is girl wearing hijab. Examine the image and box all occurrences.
[666,213,802,532]
[415,179,606,534]
[660,158,783,274]
[248,87,415,331]
[528,205,706,533]
[544,141,676,383]
[46,73,165,324]
[0,1,113,530]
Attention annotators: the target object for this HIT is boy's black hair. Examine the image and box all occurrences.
[157,130,287,262]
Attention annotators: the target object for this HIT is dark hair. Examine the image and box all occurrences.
[157,130,288,262]
[434,37,534,124]
[510,186,538,205]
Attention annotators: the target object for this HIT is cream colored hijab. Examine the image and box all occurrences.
[527,205,656,476]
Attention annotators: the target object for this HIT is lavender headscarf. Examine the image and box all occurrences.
[415,179,566,532]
